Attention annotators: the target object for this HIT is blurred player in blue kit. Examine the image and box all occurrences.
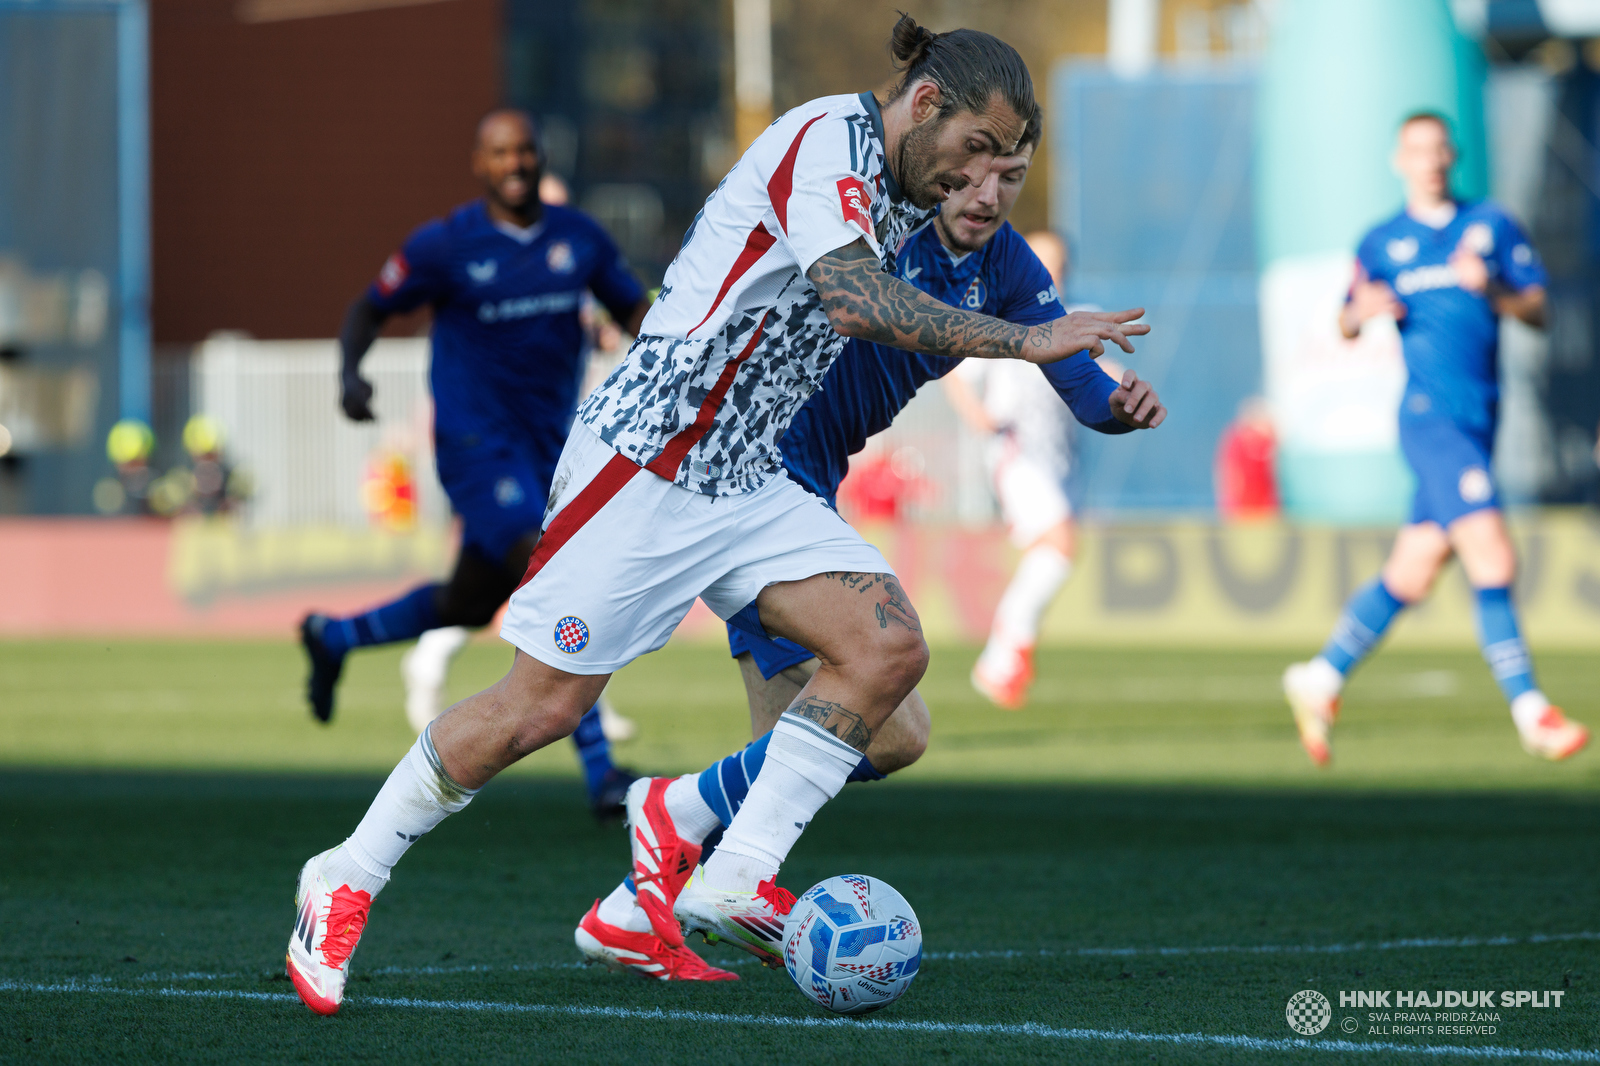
[1284,112,1587,765]
[577,106,1170,978]
[298,109,652,814]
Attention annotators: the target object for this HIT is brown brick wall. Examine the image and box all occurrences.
[151,0,500,342]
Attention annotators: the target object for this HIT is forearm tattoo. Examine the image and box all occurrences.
[791,695,873,750]
[808,241,1034,360]
[820,572,923,634]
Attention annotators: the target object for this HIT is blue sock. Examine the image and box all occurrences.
[1320,578,1406,675]
[697,730,882,827]
[571,705,614,797]
[1475,586,1537,701]
[320,583,442,656]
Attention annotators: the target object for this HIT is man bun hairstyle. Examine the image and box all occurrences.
[887,12,1035,135]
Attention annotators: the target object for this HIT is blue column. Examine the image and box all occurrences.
[116,0,150,423]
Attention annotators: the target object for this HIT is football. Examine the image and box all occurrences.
[780,874,922,1015]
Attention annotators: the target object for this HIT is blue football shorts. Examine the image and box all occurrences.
[1398,411,1499,528]
[435,436,556,564]
[726,621,817,680]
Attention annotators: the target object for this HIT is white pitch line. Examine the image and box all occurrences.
[76,930,1600,988]
[926,931,1600,961]
[0,981,1594,1062]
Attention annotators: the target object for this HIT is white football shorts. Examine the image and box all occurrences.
[988,437,1071,548]
[502,426,894,674]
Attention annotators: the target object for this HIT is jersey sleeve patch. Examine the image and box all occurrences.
[836,176,873,237]
[376,251,409,297]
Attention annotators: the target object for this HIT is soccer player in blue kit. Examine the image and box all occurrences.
[1284,112,1588,765]
[575,107,1170,978]
[299,110,652,812]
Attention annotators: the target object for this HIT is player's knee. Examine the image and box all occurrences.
[872,629,929,699]
[503,698,587,759]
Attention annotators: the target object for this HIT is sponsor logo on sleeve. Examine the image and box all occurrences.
[837,176,873,235]
[376,252,409,296]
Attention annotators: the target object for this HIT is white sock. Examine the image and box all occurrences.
[705,712,860,891]
[1305,656,1346,695]
[339,725,478,896]
[405,627,470,733]
[980,544,1070,668]
[596,879,653,933]
[1511,690,1551,732]
[663,773,721,844]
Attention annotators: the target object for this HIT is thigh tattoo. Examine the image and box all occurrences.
[820,572,922,634]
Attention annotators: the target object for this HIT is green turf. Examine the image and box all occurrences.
[2,639,1598,1063]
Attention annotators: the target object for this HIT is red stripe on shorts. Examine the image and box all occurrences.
[515,451,642,591]
[644,311,769,481]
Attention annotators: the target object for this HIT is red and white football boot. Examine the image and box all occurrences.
[286,848,374,1015]
[1519,706,1589,761]
[1283,660,1342,767]
[625,777,702,945]
[672,867,796,967]
[574,901,738,981]
[971,645,1034,710]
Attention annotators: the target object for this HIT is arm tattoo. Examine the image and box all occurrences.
[807,240,1031,360]
[790,695,873,751]
[820,572,923,634]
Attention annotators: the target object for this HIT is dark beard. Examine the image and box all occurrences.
[894,117,962,211]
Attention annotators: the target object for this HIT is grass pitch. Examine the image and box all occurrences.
[2,638,1598,1063]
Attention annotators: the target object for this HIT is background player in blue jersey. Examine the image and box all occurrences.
[1284,112,1588,765]
[299,110,653,814]
[576,109,1169,977]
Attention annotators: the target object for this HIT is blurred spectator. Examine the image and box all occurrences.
[181,414,250,515]
[95,419,156,515]
[838,442,930,523]
[1215,396,1280,519]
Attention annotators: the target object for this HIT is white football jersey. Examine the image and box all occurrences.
[954,356,1075,477]
[578,92,936,495]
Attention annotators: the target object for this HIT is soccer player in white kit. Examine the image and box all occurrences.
[284,16,1151,1011]
[943,231,1115,708]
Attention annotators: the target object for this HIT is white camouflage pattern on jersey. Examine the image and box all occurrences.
[578,92,936,495]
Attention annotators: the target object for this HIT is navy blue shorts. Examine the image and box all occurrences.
[1398,413,1499,528]
[435,437,555,563]
[726,622,816,680]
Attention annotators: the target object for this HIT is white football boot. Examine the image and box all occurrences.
[673,865,795,967]
[1518,706,1589,761]
[286,848,376,1015]
[401,626,468,733]
[1283,659,1342,767]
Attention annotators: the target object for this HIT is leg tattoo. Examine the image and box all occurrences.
[821,573,923,634]
[790,695,873,751]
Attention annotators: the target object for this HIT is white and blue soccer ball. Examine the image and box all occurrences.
[780,874,922,1015]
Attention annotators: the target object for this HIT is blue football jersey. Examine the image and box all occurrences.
[1354,200,1546,434]
[367,200,644,458]
[779,220,1128,506]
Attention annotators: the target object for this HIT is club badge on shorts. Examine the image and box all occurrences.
[553,616,590,654]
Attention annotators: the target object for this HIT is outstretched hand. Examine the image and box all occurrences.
[341,370,376,422]
[1023,308,1150,365]
[1109,368,1166,429]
